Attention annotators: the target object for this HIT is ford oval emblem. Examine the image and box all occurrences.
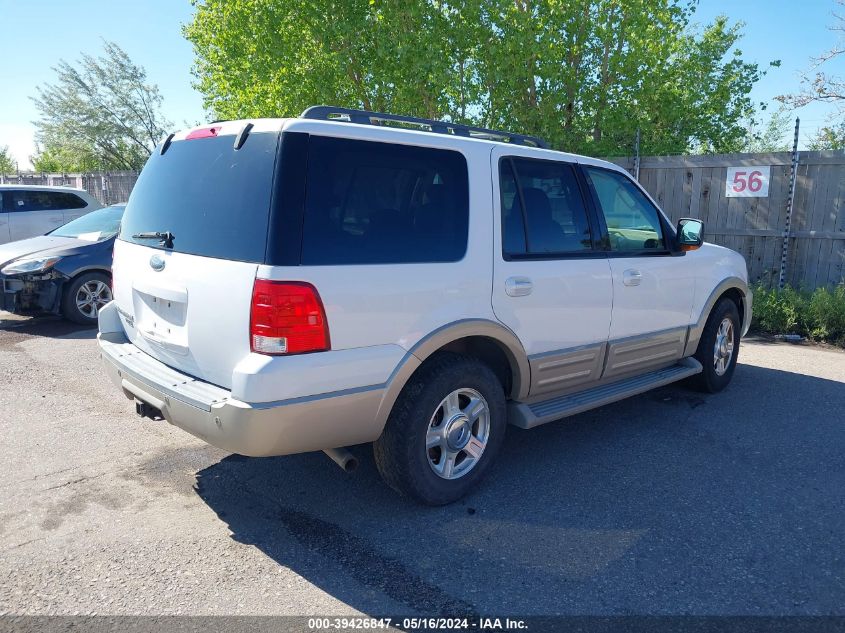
[149,254,166,271]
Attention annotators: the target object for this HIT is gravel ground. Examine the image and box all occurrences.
[0,313,843,616]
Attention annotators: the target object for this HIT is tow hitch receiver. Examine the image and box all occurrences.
[135,400,164,421]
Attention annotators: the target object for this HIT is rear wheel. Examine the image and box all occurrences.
[691,297,741,393]
[62,272,112,325]
[373,353,506,505]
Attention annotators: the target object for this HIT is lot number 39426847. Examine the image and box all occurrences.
[725,166,770,198]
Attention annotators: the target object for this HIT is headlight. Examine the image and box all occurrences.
[1,256,62,275]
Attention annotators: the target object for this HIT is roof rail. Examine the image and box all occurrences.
[300,105,548,149]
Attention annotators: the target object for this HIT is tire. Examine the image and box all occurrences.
[61,271,113,326]
[690,297,741,393]
[373,352,507,505]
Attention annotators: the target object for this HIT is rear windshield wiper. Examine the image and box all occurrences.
[132,231,175,248]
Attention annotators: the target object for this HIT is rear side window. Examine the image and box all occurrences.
[52,192,88,209]
[120,132,279,262]
[500,158,592,256]
[5,190,86,212]
[300,136,469,265]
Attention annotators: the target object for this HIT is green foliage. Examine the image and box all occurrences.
[743,107,792,153]
[185,0,768,156]
[31,140,103,173]
[0,145,16,174]
[31,41,172,171]
[808,122,845,151]
[752,284,845,346]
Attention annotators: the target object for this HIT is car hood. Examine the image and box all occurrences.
[0,235,108,268]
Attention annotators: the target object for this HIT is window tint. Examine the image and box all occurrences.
[584,167,664,251]
[120,132,279,262]
[5,190,86,212]
[53,192,88,209]
[301,136,469,265]
[500,158,592,256]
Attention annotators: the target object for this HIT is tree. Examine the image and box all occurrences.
[31,41,172,171]
[186,0,770,156]
[0,146,16,174]
[742,108,793,153]
[808,121,845,150]
[778,0,845,111]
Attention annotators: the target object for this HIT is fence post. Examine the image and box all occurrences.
[633,128,641,182]
[778,117,800,289]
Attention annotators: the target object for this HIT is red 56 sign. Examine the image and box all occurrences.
[725,166,770,198]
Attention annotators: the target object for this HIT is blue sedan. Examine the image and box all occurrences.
[0,204,124,325]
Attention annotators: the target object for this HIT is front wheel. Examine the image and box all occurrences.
[691,297,741,393]
[62,272,112,325]
[373,353,506,505]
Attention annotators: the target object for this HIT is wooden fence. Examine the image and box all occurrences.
[3,150,844,289]
[612,151,845,289]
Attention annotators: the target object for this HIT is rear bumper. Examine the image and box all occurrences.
[98,331,386,456]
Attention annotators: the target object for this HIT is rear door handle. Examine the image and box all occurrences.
[505,276,533,297]
[623,269,642,287]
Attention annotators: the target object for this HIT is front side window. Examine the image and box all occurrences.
[301,136,469,265]
[500,157,592,256]
[584,167,665,251]
[7,190,50,212]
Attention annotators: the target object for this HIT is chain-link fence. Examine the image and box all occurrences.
[0,171,139,206]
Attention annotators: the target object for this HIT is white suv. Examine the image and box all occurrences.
[98,107,751,505]
[0,185,101,244]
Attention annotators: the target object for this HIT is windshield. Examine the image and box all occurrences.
[49,205,125,241]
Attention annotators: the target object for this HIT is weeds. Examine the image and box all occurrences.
[751,284,845,346]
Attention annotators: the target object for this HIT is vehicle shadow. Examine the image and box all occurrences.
[0,313,95,340]
[193,362,845,615]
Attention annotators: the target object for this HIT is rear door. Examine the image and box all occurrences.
[580,165,695,378]
[491,148,612,397]
[7,190,66,240]
[113,125,281,389]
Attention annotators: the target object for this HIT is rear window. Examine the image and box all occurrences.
[300,136,469,265]
[119,132,279,262]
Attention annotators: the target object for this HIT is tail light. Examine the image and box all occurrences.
[250,280,330,355]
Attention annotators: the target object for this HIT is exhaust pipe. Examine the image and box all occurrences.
[323,447,358,473]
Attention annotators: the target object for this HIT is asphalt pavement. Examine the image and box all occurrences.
[0,313,843,616]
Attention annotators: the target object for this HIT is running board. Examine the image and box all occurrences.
[508,358,703,429]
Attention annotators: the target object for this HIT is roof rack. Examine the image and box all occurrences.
[300,105,548,149]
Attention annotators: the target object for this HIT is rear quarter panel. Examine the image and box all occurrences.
[257,126,498,354]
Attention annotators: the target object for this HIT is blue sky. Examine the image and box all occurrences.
[1,0,843,168]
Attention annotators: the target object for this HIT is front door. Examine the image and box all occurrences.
[6,190,65,241]
[491,148,612,398]
[0,192,10,244]
[580,165,696,379]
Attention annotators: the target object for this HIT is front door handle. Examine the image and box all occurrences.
[505,276,533,297]
[623,269,642,287]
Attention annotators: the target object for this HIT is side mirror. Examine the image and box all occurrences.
[676,218,704,251]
